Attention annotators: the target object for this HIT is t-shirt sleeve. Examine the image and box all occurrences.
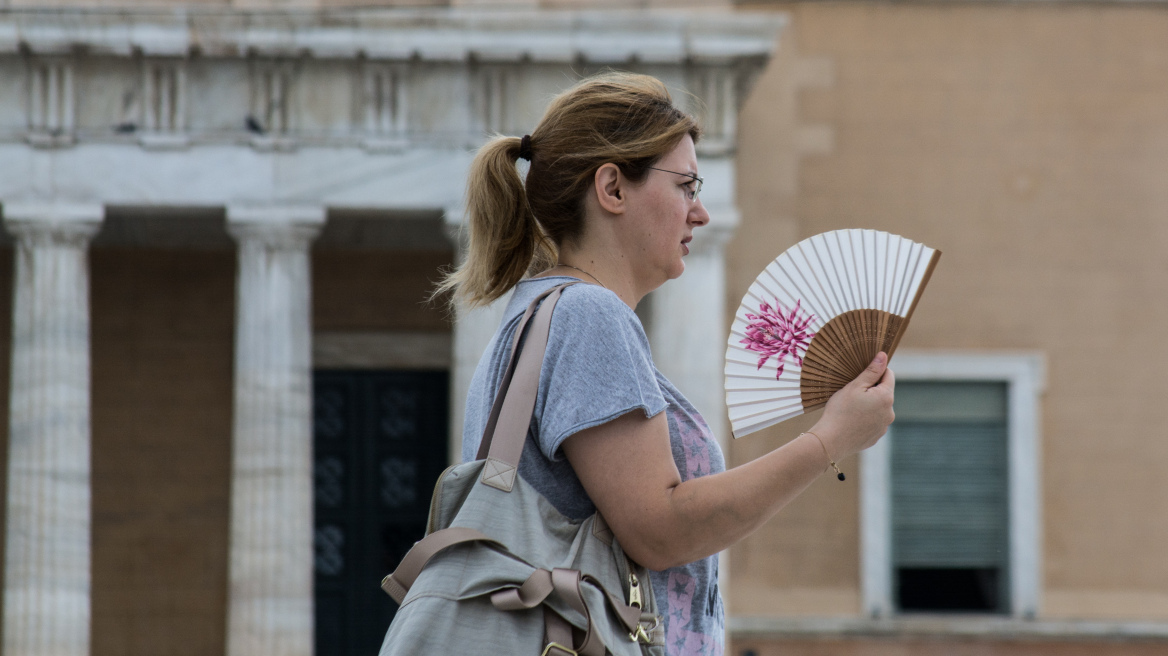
[533,285,667,461]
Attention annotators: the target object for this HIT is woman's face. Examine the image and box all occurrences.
[622,134,710,286]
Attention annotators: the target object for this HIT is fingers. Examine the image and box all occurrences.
[853,352,889,388]
[875,365,895,393]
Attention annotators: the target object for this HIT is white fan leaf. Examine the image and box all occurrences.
[726,229,940,439]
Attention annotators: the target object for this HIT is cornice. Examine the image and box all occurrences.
[0,8,783,63]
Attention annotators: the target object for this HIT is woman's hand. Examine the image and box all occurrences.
[811,351,896,461]
[561,350,896,570]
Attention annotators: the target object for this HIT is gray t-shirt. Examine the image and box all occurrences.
[462,276,727,656]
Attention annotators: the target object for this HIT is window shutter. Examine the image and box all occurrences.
[891,383,1009,570]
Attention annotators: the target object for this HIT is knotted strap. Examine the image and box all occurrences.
[387,532,653,655]
[380,527,501,605]
[490,567,651,656]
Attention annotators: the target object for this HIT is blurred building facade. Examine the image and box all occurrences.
[0,1,1166,656]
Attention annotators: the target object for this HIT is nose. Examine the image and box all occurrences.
[690,198,711,226]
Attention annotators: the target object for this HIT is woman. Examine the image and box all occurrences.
[442,72,894,656]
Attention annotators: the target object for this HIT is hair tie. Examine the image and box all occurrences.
[518,134,533,161]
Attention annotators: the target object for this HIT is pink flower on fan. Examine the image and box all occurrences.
[741,299,816,379]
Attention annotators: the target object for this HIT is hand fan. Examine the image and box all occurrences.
[725,229,941,439]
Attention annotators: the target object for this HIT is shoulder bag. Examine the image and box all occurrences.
[379,282,665,656]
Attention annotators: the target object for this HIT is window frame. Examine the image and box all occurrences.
[860,351,1046,619]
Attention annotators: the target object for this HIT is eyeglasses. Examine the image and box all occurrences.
[647,167,703,201]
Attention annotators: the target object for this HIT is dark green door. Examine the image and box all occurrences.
[313,370,449,656]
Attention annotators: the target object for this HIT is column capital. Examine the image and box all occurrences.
[226,205,325,249]
[2,201,103,247]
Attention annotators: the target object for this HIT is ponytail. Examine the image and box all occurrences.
[435,135,555,307]
[437,71,700,308]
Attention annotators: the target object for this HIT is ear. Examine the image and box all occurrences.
[593,163,625,215]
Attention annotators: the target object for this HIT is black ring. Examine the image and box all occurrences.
[518,134,533,161]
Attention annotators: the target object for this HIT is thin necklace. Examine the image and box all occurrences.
[556,263,606,289]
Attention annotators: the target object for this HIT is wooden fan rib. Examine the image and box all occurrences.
[866,308,882,363]
[874,309,891,356]
[800,344,856,382]
[799,369,853,389]
[817,309,868,375]
[807,320,852,369]
[800,353,856,386]
[799,309,907,404]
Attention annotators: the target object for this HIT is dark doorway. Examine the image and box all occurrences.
[312,370,449,656]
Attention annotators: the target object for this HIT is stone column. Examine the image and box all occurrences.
[443,210,510,465]
[2,202,102,656]
[226,206,324,656]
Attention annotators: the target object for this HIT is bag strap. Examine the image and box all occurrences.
[492,567,650,656]
[477,282,578,492]
[474,284,556,461]
[380,527,501,605]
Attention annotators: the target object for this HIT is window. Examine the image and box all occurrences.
[860,352,1044,619]
[892,382,1009,612]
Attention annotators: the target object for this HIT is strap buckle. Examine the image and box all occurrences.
[629,615,661,644]
[541,642,578,656]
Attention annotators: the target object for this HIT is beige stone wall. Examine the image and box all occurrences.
[90,248,235,656]
[313,250,453,333]
[728,2,1168,621]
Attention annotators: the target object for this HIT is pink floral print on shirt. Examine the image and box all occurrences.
[676,409,713,479]
[666,570,723,656]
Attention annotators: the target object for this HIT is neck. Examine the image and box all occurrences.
[555,243,647,310]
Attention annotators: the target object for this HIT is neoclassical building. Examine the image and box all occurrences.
[0,6,777,656]
[6,2,1168,656]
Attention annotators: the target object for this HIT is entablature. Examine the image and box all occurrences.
[0,8,782,155]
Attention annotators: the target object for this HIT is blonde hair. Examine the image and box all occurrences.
[437,71,701,308]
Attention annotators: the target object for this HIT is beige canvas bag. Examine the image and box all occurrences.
[379,283,665,656]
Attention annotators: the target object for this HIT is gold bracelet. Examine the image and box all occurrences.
[802,431,845,481]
